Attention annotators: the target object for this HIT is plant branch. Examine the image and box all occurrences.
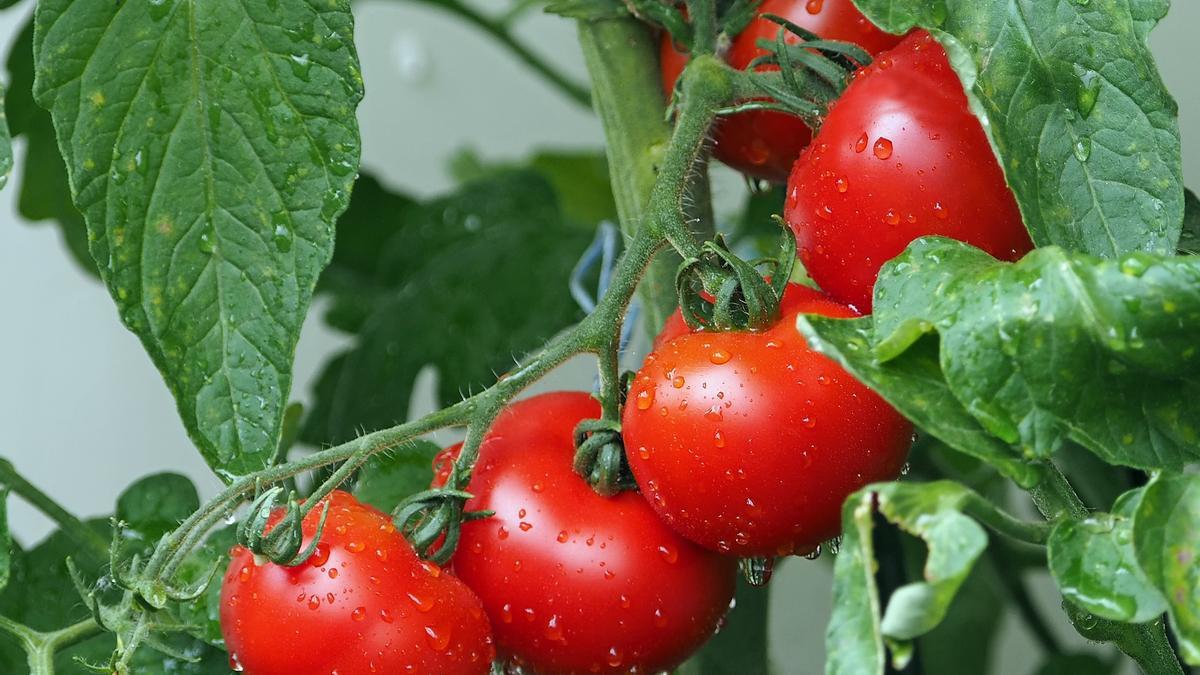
[0,615,102,675]
[410,0,591,108]
[961,492,1051,545]
[0,459,107,564]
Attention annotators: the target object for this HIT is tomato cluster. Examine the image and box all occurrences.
[220,4,1039,673]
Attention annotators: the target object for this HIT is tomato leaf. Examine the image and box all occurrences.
[851,0,1182,257]
[303,170,590,446]
[1181,189,1200,255]
[827,237,1200,471]
[827,481,988,675]
[0,81,12,193]
[353,441,442,513]
[1133,474,1200,664]
[1048,499,1168,623]
[116,472,201,544]
[32,0,364,479]
[3,17,94,277]
[795,316,1040,487]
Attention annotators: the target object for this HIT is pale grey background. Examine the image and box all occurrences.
[1,1,1197,672]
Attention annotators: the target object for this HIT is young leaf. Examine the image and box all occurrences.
[851,0,1183,256]
[863,237,1200,471]
[795,316,1040,487]
[116,472,201,544]
[303,171,590,446]
[1048,505,1167,623]
[827,481,988,675]
[32,0,364,479]
[1133,474,1200,664]
[353,441,442,513]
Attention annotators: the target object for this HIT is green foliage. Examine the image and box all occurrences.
[353,441,443,513]
[32,0,364,479]
[802,237,1200,473]
[851,0,1183,257]
[303,170,591,446]
[826,481,988,675]
[116,473,201,545]
[1132,474,1200,663]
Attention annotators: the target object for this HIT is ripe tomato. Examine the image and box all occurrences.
[220,490,494,675]
[623,284,912,557]
[785,30,1032,311]
[439,392,736,674]
[660,0,903,181]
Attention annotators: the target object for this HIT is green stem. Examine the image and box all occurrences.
[962,492,1051,545]
[0,616,102,675]
[411,0,591,108]
[0,459,107,564]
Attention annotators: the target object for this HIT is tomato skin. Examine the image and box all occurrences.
[624,284,912,557]
[441,392,737,674]
[219,491,494,675]
[785,30,1032,311]
[660,0,903,181]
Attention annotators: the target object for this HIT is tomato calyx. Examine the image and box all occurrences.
[393,485,493,564]
[675,227,795,331]
[572,417,636,497]
[235,485,331,567]
[629,1,761,58]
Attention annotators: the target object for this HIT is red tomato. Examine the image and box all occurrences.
[785,30,1032,311]
[220,490,494,675]
[440,392,736,674]
[661,0,903,181]
[624,284,912,557]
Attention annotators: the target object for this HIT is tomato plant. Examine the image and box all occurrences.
[220,491,493,675]
[660,0,902,182]
[625,284,912,556]
[785,30,1033,311]
[436,392,736,674]
[1,0,1197,674]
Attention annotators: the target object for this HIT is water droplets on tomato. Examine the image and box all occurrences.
[884,209,900,226]
[229,653,244,672]
[328,567,339,579]
[545,614,565,642]
[351,606,367,622]
[420,560,441,578]
[497,525,510,540]
[345,541,364,554]
[309,543,331,566]
[805,0,823,13]
[307,594,321,610]
[709,349,732,364]
[704,406,724,422]
[834,176,849,193]
[408,591,436,612]
[714,430,726,448]
[607,647,624,667]
[238,565,252,582]
[657,544,678,564]
[519,521,533,532]
[873,137,893,159]
[635,389,654,410]
[854,133,868,153]
[637,446,650,460]
[501,603,514,623]
[933,201,948,219]
[425,624,451,652]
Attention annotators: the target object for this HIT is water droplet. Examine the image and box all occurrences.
[425,625,451,652]
[351,606,366,622]
[420,560,442,578]
[672,375,686,388]
[709,349,732,364]
[816,204,833,220]
[657,544,678,564]
[654,607,668,627]
[884,209,900,226]
[545,615,564,642]
[854,133,869,153]
[873,138,893,160]
[307,594,321,610]
[704,406,723,422]
[497,525,510,540]
[805,0,823,13]
[519,521,533,532]
[1076,68,1101,118]
[197,228,216,254]
[408,592,436,612]
[238,565,252,582]
[801,416,816,429]
[637,446,650,460]
[531,482,544,493]
[835,177,849,193]
[635,389,655,410]
[933,202,948,220]
[380,608,394,623]
[501,604,513,623]
[607,647,623,668]
[557,530,570,543]
[346,541,364,553]
[804,544,823,560]
[740,557,775,586]
[1073,137,1092,162]
[289,53,312,81]
[229,653,244,672]
[714,430,726,448]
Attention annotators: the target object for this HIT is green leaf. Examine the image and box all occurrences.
[1048,505,1167,623]
[680,578,770,674]
[353,440,442,513]
[1033,653,1113,675]
[795,316,1039,487]
[32,0,364,479]
[303,170,590,445]
[1133,474,1200,664]
[826,481,988,675]
[116,473,201,544]
[545,0,629,19]
[861,237,1200,471]
[0,490,9,594]
[0,82,12,192]
[851,0,1182,256]
[1181,188,1200,255]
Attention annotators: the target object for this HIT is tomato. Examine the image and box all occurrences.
[623,284,912,557]
[785,30,1032,311]
[660,0,903,181]
[439,392,736,674]
[220,490,494,675]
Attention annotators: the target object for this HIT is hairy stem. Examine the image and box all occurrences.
[0,459,107,563]
[962,492,1051,545]
[0,616,102,675]
[409,0,591,108]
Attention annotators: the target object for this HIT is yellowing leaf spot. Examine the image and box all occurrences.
[89,91,106,107]
[155,216,174,235]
